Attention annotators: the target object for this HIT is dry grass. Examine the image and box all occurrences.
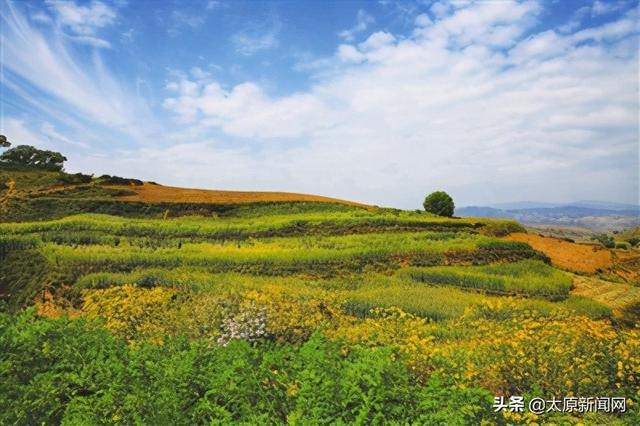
[108,183,369,207]
[506,232,640,284]
[505,232,613,273]
[570,273,640,317]
[0,178,15,210]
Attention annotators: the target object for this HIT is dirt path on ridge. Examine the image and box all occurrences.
[0,178,16,210]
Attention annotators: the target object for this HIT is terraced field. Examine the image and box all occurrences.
[1,191,638,424]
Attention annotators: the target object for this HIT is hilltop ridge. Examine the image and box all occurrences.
[0,167,368,222]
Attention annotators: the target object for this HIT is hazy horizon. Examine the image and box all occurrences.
[1,0,638,209]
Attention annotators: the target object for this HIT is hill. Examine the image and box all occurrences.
[457,202,640,231]
[0,168,368,222]
[489,200,640,211]
[2,166,640,424]
[106,182,368,206]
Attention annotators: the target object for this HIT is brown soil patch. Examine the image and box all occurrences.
[505,232,613,273]
[108,183,369,207]
[0,178,16,210]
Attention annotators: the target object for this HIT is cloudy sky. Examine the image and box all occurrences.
[0,0,638,208]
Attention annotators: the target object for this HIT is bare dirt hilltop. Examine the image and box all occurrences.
[108,182,369,207]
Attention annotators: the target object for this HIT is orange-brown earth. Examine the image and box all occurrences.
[506,232,639,283]
[109,183,369,207]
[506,232,613,273]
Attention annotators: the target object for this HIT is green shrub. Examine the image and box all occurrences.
[591,233,615,249]
[478,220,525,237]
[97,175,143,186]
[57,172,93,185]
[423,191,455,217]
[0,310,504,425]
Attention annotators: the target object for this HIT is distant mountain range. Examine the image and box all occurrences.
[488,200,640,211]
[457,201,640,231]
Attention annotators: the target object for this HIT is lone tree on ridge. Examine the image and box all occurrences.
[423,191,455,217]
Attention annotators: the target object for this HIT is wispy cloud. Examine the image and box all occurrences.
[44,0,117,48]
[41,121,89,148]
[591,0,628,16]
[166,1,226,36]
[168,10,205,36]
[1,1,158,151]
[338,9,375,41]
[231,16,281,56]
[206,1,224,11]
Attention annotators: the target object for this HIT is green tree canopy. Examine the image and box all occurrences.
[0,145,67,171]
[423,191,455,217]
[0,134,10,148]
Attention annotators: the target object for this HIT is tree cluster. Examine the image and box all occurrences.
[0,135,67,171]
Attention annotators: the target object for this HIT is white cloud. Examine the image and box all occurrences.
[339,9,375,41]
[0,118,44,148]
[591,0,627,16]
[415,13,432,27]
[163,80,335,139]
[1,2,159,151]
[31,11,52,25]
[168,10,205,36]
[558,5,591,34]
[570,9,638,43]
[3,0,638,207]
[161,1,638,206]
[430,1,453,19]
[509,30,568,63]
[417,0,541,48]
[359,31,396,51]
[231,18,281,56]
[337,44,366,63]
[41,122,89,148]
[70,35,112,48]
[44,0,116,47]
[120,28,134,43]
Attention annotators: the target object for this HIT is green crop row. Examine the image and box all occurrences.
[74,267,611,323]
[0,210,521,240]
[402,260,572,299]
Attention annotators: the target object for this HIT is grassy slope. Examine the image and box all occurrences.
[1,168,369,223]
[2,167,629,319]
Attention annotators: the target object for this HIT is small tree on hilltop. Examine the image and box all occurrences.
[0,134,10,148]
[423,191,455,217]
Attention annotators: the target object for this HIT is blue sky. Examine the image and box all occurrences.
[0,0,638,208]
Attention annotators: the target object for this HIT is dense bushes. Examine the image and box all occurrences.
[0,309,499,425]
[57,172,93,185]
[592,233,615,249]
[0,249,54,309]
[97,174,144,186]
[2,203,638,424]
